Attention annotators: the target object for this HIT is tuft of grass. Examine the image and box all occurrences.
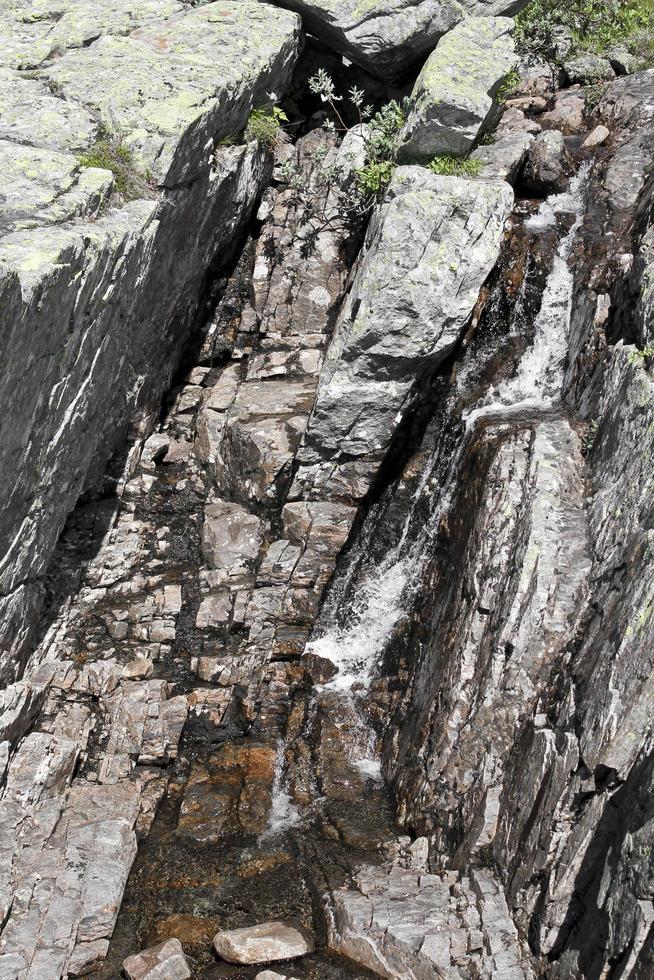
[496,68,521,102]
[246,106,289,149]
[78,126,154,201]
[428,155,483,177]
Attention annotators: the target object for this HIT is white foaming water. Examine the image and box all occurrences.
[263,741,302,838]
[465,163,591,431]
[306,554,410,694]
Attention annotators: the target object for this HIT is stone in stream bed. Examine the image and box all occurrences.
[398,16,518,163]
[123,938,191,980]
[213,921,314,964]
[256,972,300,980]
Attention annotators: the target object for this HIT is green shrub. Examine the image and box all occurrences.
[515,0,654,65]
[496,68,520,102]
[247,106,289,149]
[428,156,483,177]
[355,159,395,196]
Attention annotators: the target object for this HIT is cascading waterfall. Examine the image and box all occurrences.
[306,162,592,731]
[465,162,591,430]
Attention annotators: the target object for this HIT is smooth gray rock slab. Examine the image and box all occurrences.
[398,16,518,162]
[213,921,314,964]
[270,0,528,81]
[123,938,191,980]
[293,166,513,503]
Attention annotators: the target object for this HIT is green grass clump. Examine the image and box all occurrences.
[78,129,151,200]
[246,106,289,149]
[428,156,483,177]
[515,0,654,66]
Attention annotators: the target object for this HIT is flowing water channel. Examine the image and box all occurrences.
[18,127,592,979]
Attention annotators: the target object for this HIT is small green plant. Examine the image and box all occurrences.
[355,159,395,196]
[428,155,483,177]
[628,344,654,365]
[246,105,290,149]
[584,81,608,112]
[78,126,154,201]
[581,418,599,455]
[496,68,520,102]
[479,131,498,146]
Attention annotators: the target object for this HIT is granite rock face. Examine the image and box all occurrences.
[293,167,513,503]
[0,0,302,679]
[399,16,518,162]
[371,69,654,980]
[270,0,528,81]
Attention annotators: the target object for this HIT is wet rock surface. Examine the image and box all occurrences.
[123,938,192,980]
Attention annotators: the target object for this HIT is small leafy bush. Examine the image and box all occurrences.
[428,156,483,177]
[515,0,654,65]
[247,105,290,149]
[281,69,410,221]
[355,159,395,196]
[496,68,520,102]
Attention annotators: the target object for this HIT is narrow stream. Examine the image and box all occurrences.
[19,117,592,980]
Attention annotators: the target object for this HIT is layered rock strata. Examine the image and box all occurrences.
[0,0,302,680]
[293,167,513,503]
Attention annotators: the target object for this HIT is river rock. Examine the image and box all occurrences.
[270,0,527,82]
[472,130,534,183]
[293,167,513,503]
[0,0,302,679]
[213,921,314,964]
[256,972,300,980]
[582,124,610,148]
[398,16,518,163]
[123,938,191,980]
[521,129,571,195]
[539,89,586,133]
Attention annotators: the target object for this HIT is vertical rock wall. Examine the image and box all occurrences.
[0,1,302,680]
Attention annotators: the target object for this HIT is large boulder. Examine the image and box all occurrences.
[270,0,528,82]
[398,16,518,163]
[292,167,513,503]
[0,1,301,679]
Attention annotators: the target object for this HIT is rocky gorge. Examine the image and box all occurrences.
[0,0,653,978]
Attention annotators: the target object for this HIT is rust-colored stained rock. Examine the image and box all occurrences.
[177,742,277,840]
